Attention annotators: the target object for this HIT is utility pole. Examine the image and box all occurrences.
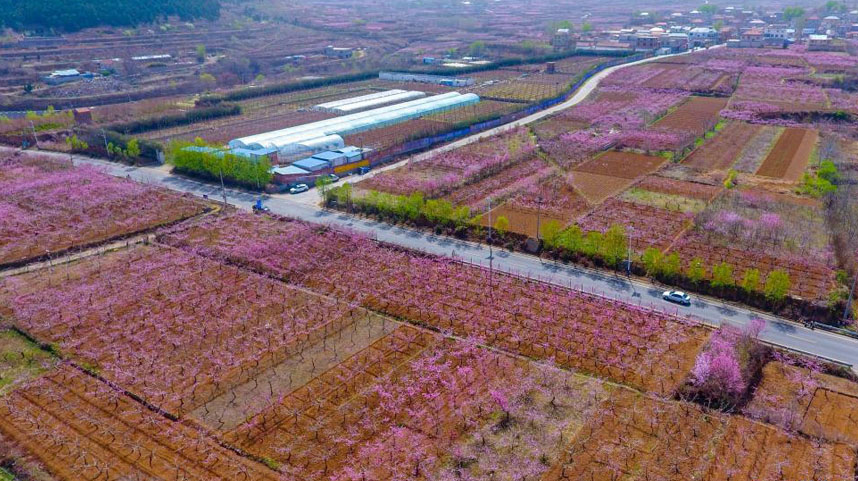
[487,197,494,262]
[219,166,228,206]
[846,271,857,324]
[29,121,39,149]
[536,196,543,242]
[626,226,634,277]
[101,129,109,152]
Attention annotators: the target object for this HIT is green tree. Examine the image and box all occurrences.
[783,6,806,21]
[711,262,734,288]
[196,44,207,63]
[741,268,761,293]
[540,220,563,248]
[686,257,706,283]
[316,175,334,204]
[450,205,471,229]
[333,183,352,206]
[493,215,509,237]
[125,138,140,158]
[423,198,454,225]
[764,269,791,301]
[558,225,584,253]
[699,4,718,15]
[581,22,593,33]
[65,134,89,152]
[468,41,486,57]
[583,231,603,257]
[661,253,681,279]
[642,247,664,277]
[601,224,627,266]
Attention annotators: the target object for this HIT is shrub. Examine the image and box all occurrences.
[723,169,738,189]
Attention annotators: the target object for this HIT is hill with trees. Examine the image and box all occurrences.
[0,0,221,32]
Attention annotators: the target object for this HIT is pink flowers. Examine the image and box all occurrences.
[0,154,205,266]
[690,319,766,404]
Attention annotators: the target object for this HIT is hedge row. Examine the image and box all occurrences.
[105,103,241,135]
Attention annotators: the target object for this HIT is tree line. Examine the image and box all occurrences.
[0,0,220,32]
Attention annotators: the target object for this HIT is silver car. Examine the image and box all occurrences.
[289,184,309,194]
[663,290,691,306]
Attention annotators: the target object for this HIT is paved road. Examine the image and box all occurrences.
[34,152,858,369]
[289,46,720,206]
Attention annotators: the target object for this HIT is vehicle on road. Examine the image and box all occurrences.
[326,173,340,182]
[252,199,270,213]
[662,290,691,306]
[289,184,309,194]
[358,166,371,175]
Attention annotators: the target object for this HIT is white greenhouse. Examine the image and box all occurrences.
[313,89,427,114]
[230,92,480,156]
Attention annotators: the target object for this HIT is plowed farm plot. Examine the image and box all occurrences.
[577,198,693,251]
[634,175,723,201]
[0,154,207,267]
[747,361,858,445]
[683,121,762,171]
[478,203,565,238]
[504,174,592,222]
[571,151,666,204]
[163,213,709,395]
[545,388,856,481]
[0,365,282,481]
[654,96,728,136]
[0,244,380,417]
[756,127,818,181]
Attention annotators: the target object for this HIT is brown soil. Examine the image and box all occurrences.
[756,128,818,181]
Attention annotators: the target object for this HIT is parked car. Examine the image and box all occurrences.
[289,184,309,194]
[662,290,691,306]
[358,166,371,175]
[326,173,340,182]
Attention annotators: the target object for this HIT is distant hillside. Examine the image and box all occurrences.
[0,0,221,32]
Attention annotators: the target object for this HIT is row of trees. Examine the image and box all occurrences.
[0,0,221,31]
[167,139,272,190]
[541,221,792,301]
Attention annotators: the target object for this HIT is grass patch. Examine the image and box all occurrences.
[0,330,57,396]
[621,188,708,213]
[0,468,14,481]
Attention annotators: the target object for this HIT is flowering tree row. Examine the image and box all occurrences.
[164,213,708,395]
[0,153,205,266]
[0,244,372,416]
[0,364,284,481]
[547,387,855,481]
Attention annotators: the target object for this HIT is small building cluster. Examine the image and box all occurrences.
[379,72,475,87]
[204,88,481,186]
[575,5,858,53]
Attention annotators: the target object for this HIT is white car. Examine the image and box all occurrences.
[289,184,309,194]
[663,290,691,306]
